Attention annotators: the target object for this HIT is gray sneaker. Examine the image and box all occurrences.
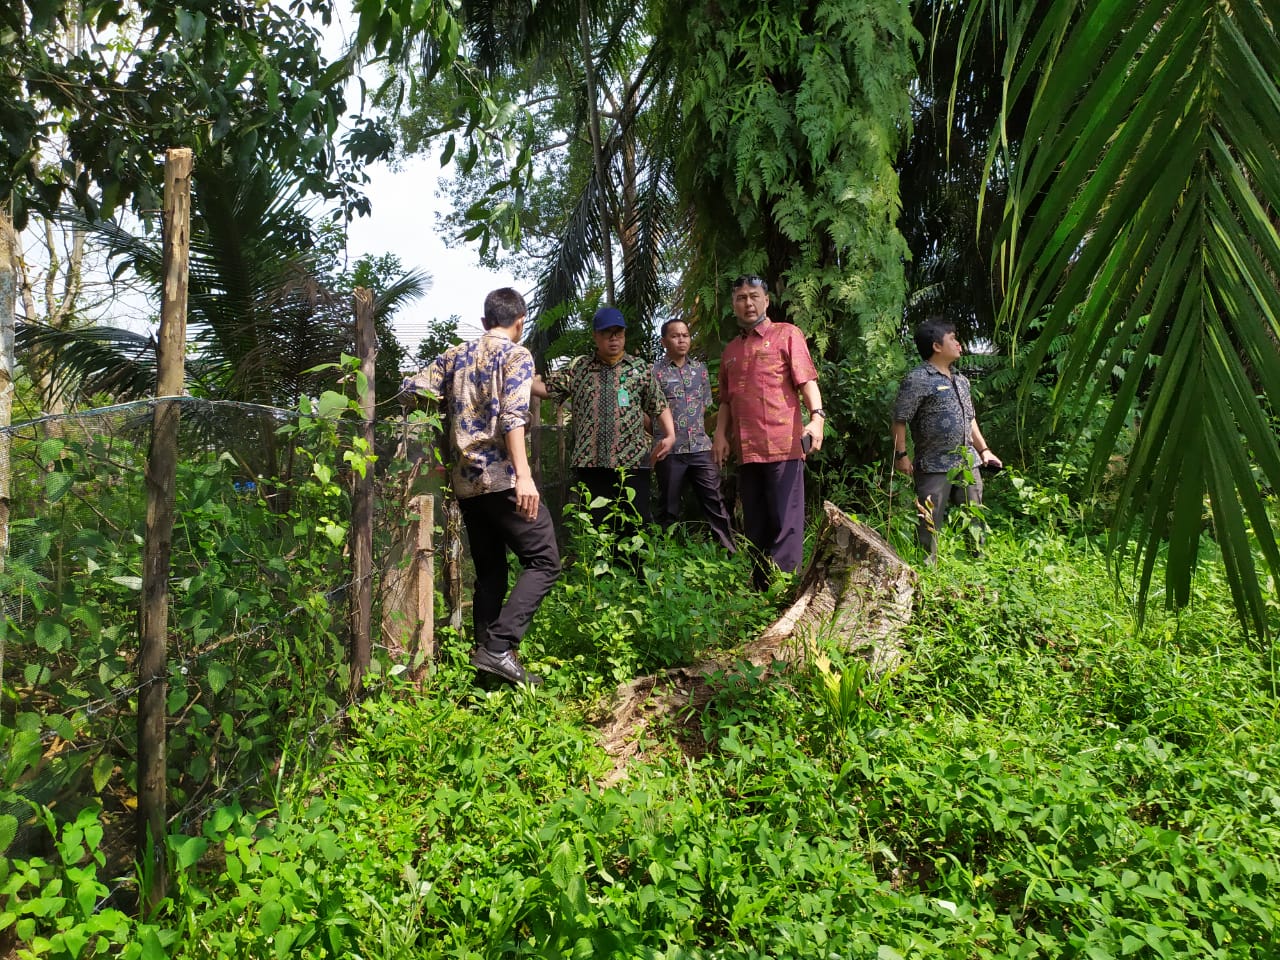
[469,646,543,686]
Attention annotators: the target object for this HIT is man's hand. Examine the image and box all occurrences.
[713,433,730,468]
[802,420,824,457]
[980,449,1003,469]
[894,455,914,477]
[398,378,420,410]
[652,433,675,464]
[513,473,540,521]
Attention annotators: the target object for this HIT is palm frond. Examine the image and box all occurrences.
[16,322,157,402]
[618,149,677,338]
[979,0,1280,635]
[373,269,431,321]
[526,146,613,359]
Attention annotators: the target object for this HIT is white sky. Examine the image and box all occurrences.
[343,157,520,351]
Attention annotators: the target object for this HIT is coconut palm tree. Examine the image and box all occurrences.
[17,160,428,476]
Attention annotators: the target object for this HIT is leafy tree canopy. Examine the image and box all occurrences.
[1,0,392,229]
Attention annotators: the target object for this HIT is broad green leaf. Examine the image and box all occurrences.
[44,470,73,503]
[173,835,210,870]
[139,928,167,960]
[35,619,70,653]
[260,900,284,936]
[207,662,232,695]
[0,815,17,853]
[316,391,349,419]
[36,437,66,466]
[92,754,115,793]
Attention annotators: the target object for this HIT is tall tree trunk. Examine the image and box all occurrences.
[0,210,17,703]
[579,0,615,303]
[19,212,85,435]
[1,210,16,576]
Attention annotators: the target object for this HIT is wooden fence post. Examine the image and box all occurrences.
[350,288,376,697]
[138,147,191,909]
[529,394,542,487]
[443,497,464,633]
[556,404,568,514]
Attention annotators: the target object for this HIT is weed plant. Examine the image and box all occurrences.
[524,496,785,691]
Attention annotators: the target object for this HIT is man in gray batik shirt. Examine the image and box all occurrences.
[892,317,1002,559]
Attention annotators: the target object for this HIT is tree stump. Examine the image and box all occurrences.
[743,500,917,672]
[597,501,917,784]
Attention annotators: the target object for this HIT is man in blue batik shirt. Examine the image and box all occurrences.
[402,288,560,685]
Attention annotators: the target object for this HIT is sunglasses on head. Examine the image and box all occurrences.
[732,275,768,292]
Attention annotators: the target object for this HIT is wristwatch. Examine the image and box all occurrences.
[809,408,826,419]
[894,450,908,460]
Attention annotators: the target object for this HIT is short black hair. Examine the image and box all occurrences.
[660,318,690,338]
[914,316,955,360]
[483,288,527,329]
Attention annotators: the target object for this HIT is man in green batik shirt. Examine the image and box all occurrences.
[533,307,674,549]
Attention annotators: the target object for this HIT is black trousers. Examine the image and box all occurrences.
[655,450,736,552]
[458,489,561,652]
[737,459,805,590]
[574,467,651,553]
[913,470,983,560]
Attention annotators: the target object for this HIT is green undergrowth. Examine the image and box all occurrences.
[5,510,1280,958]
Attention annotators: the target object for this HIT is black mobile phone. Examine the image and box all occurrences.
[801,433,813,455]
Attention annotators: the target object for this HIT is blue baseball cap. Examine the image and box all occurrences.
[592,307,626,331]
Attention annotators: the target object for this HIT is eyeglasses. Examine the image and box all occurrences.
[732,275,768,292]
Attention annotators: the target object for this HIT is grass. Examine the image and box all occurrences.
[5,490,1279,958]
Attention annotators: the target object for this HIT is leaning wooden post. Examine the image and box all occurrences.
[556,404,568,514]
[443,497,464,633]
[138,147,191,909]
[350,288,376,697]
[413,493,437,663]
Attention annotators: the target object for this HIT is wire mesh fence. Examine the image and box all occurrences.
[0,395,586,891]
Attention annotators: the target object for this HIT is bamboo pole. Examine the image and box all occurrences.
[138,147,191,909]
[350,288,376,697]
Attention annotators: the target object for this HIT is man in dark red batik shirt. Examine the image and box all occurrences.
[713,276,825,590]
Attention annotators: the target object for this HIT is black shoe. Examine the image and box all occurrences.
[469,646,543,686]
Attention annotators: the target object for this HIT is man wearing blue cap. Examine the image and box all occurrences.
[534,307,675,551]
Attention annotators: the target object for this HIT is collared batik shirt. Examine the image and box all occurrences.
[542,353,668,469]
[718,320,819,464]
[653,356,713,455]
[892,362,978,474]
[402,332,534,499]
